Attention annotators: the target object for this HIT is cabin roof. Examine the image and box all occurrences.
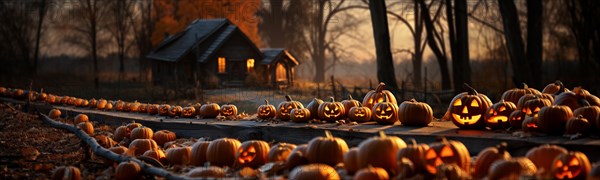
[261,48,299,65]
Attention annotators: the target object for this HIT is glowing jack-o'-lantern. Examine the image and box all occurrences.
[424,137,470,175]
[234,140,270,168]
[485,100,517,130]
[509,110,527,129]
[551,151,591,180]
[444,84,492,129]
[371,94,399,125]
[522,116,539,132]
[181,106,196,118]
[146,104,159,115]
[522,97,552,117]
[318,97,345,122]
[220,104,238,117]
[257,99,276,119]
[341,95,360,118]
[168,106,182,117]
[290,107,311,123]
[276,95,304,121]
[348,104,372,123]
[158,104,171,116]
[362,82,398,109]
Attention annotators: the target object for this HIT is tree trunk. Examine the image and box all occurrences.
[527,0,542,88]
[498,0,531,85]
[92,23,99,91]
[413,0,423,89]
[312,1,326,83]
[369,0,399,91]
[455,0,471,87]
[269,0,284,47]
[33,0,47,77]
[420,0,451,90]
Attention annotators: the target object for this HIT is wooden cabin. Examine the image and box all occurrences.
[146,18,299,88]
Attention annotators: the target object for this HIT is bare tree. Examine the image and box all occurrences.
[449,0,472,90]
[419,0,452,90]
[368,0,399,91]
[566,0,600,88]
[33,0,51,76]
[0,0,39,77]
[108,0,134,82]
[131,0,158,83]
[257,0,312,59]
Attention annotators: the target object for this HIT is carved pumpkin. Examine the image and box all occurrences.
[187,166,226,178]
[472,143,511,179]
[153,130,176,147]
[522,116,539,132]
[565,115,590,135]
[306,98,324,119]
[115,100,127,111]
[267,143,296,163]
[234,140,270,168]
[168,105,182,117]
[344,147,359,175]
[52,166,81,180]
[397,139,429,173]
[115,161,142,180]
[130,126,153,140]
[88,98,97,108]
[357,131,406,175]
[137,103,148,113]
[286,144,309,170]
[200,103,220,118]
[288,164,340,180]
[526,144,568,178]
[362,82,398,109]
[551,151,591,180]
[318,97,345,122]
[188,141,211,166]
[348,105,372,123]
[77,122,94,136]
[424,137,470,175]
[146,104,159,115]
[220,104,238,117]
[128,101,141,112]
[341,95,360,118]
[277,95,304,120]
[501,83,542,105]
[543,80,570,95]
[49,109,61,119]
[485,100,517,129]
[74,114,89,124]
[444,84,492,129]
[128,139,159,156]
[206,138,241,167]
[181,106,196,118]
[46,94,57,104]
[257,99,276,119]
[573,105,600,131]
[371,94,399,125]
[290,107,311,123]
[306,131,349,167]
[522,96,552,117]
[398,99,434,127]
[354,165,390,180]
[509,110,526,129]
[166,146,191,165]
[158,104,171,116]
[537,105,574,134]
[487,157,537,180]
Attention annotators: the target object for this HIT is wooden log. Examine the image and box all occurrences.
[39,113,188,180]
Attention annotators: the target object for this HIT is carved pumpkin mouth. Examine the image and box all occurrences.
[375,113,393,119]
[555,169,580,179]
[526,123,538,128]
[324,111,340,118]
[260,110,270,115]
[355,113,365,117]
[451,113,481,124]
[294,114,305,118]
[487,116,508,123]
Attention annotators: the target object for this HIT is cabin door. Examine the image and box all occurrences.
[230,61,245,81]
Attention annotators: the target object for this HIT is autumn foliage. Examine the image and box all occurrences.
[151,0,261,47]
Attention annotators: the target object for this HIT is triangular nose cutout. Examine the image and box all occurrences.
[462,106,469,114]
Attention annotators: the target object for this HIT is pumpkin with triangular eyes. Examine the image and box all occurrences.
[522,97,552,117]
[362,82,397,109]
[371,94,398,125]
[424,137,470,175]
[257,99,276,119]
[445,84,492,129]
[168,105,182,117]
[158,104,171,116]
[485,100,517,130]
[276,95,304,121]
[147,104,159,115]
[348,105,372,123]
[290,107,311,123]
[220,104,238,117]
[551,151,591,180]
[509,110,527,129]
[318,97,345,122]
[341,95,360,118]
[234,140,270,168]
[181,106,196,118]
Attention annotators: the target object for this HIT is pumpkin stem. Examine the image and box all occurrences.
[435,136,449,144]
[348,94,354,100]
[410,138,417,146]
[463,83,478,95]
[554,80,565,95]
[382,93,388,103]
[496,142,507,154]
[285,95,293,102]
[521,83,528,89]
[376,82,386,92]
[264,99,269,105]
[325,130,333,138]
[378,131,387,138]
[329,97,335,102]
[410,98,417,103]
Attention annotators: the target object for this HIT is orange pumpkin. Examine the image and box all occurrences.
[115,161,141,180]
[153,130,176,147]
[542,80,570,95]
[348,105,372,123]
[77,122,94,135]
[397,139,429,173]
[48,109,61,119]
[344,147,360,175]
[190,141,211,166]
[206,138,241,167]
[277,95,304,121]
[485,100,517,129]
[234,140,270,168]
[357,131,406,175]
[286,144,309,170]
[200,103,220,118]
[522,116,539,132]
[74,114,89,124]
[128,139,159,156]
[472,142,511,179]
[398,99,433,127]
[147,104,159,115]
[130,126,153,140]
[573,105,600,131]
[551,151,591,180]
[522,96,552,117]
[288,164,340,180]
[526,144,568,178]
[509,110,527,129]
[220,104,238,117]
[113,126,130,142]
[267,143,296,163]
[187,166,226,178]
[143,149,167,164]
[306,131,349,167]
[501,83,541,105]
[353,165,390,180]
[94,135,117,149]
[424,137,470,175]
[565,115,590,135]
[158,104,171,116]
[257,99,276,119]
[362,82,397,109]
[166,146,191,165]
[341,95,360,118]
[290,107,311,123]
[52,166,81,180]
[487,158,537,180]
[168,105,182,117]
[371,94,399,125]
[537,105,574,134]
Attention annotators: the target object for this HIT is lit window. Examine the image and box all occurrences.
[246,59,254,72]
[218,57,226,73]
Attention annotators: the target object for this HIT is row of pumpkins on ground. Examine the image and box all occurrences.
[3,80,600,134]
[47,110,600,180]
